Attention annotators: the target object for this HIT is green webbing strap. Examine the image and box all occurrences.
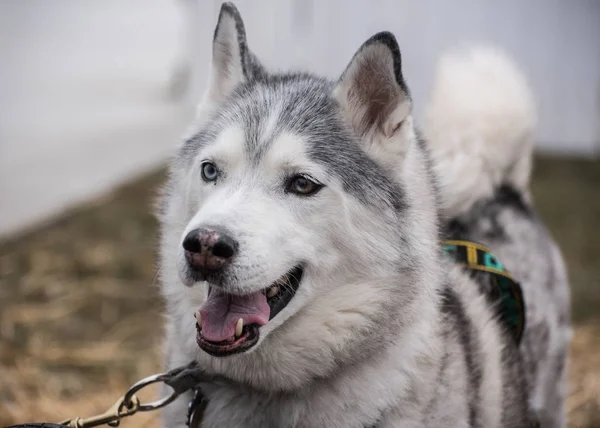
[443,240,526,344]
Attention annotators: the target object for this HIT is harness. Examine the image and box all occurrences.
[443,240,539,428]
[186,388,207,427]
[442,239,526,344]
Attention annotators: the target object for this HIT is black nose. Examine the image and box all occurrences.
[183,227,238,272]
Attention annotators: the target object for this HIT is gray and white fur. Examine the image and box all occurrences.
[158,3,535,427]
[424,47,572,428]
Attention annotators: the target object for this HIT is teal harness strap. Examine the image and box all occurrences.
[442,240,526,345]
[443,240,539,428]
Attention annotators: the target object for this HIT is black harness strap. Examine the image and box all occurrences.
[162,362,221,428]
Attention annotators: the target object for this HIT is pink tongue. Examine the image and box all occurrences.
[199,288,270,342]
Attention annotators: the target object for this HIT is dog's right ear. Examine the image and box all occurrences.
[205,2,265,104]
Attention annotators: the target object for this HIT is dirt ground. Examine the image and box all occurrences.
[0,155,598,427]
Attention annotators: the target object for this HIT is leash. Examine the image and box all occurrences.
[9,354,540,428]
[7,361,211,428]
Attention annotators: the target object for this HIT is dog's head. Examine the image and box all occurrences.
[160,2,440,390]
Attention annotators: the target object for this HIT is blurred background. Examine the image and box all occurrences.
[0,0,598,427]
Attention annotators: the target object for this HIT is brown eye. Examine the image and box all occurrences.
[286,175,323,196]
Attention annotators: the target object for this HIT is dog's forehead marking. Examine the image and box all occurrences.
[261,103,282,144]
[263,131,314,172]
[206,125,246,166]
[248,101,284,165]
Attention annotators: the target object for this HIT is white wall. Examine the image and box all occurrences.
[0,0,190,238]
[185,0,600,155]
[1,0,598,238]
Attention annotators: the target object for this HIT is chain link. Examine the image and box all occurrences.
[58,372,180,428]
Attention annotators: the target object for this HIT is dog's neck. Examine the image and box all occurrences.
[194,290,445,427]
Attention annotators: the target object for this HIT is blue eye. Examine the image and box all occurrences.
[201,162,219,182]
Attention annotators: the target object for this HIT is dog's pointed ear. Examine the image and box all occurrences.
[334,32,411,140]
[206,2,266,103]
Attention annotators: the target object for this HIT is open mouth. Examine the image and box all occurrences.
[195,265,303,357]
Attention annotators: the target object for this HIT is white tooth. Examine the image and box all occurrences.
[195,311,202,326]
[235,318,243,338]
[267,285,279,298]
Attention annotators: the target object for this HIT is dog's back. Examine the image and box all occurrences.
[424,47,571,428]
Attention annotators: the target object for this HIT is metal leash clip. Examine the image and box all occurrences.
[58,373,181,428]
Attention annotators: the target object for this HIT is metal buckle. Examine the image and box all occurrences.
[58,372,181,428]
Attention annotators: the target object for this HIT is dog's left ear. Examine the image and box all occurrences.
[334,32,412,143]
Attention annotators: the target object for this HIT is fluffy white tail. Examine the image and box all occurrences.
[423,46,536,217]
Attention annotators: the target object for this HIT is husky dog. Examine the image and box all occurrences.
[159,3,533,427]
[424,48,571,428]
